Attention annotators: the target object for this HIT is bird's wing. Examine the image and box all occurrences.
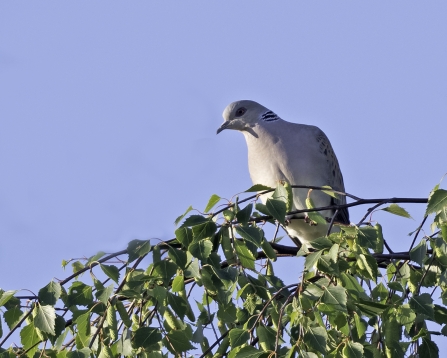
[314,128,350,224]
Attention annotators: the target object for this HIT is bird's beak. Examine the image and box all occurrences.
[216,121,231,134]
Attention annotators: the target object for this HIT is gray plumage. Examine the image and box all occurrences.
[217,100,349,246]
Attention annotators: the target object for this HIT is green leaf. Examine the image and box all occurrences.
[116,328,133,356]
[175,227,193,248]
[381,204,412,219]
[181,215,209,227]
[75,311,91,348]
[353,312,367,338]
[396,304,416,325]
[20,322,41,358]
[229,328,249,348]
[168,247,188,269]
[409,293,434,319]
[356,299,388,316]
[426,189,447,215]
[4,307,23,329]
[38,281,61,306]
[383,318,401,350]
[310,237,333,250]
[72,261,84,274]
[304,326,327,355]
[434,304,447,325]
[266,198,287,225]
[255,203,271,216]
[192,221,217,240]
[133,327,162,350]
[256,325,277,351]
[34,304,56,335]
[340,273,367,300]
[299,353,318,358]
[127,239,151,262]
[357,253,378,281]
[245,184,273,192]
[261,239,277,261]
[357,226,379,251]
[167,292,188,319]
[321,185,338,199]
[95,284,114,304]
[67,348,91,358]
[320,285,347,313]
[174,205,193,226]
[304,251,323,271]
[228,345,264,357]
[410,240,427,266]
[272,182,289,204]
[342,341,364,358]
[234,240,256,270]
[220,227,236,264]
[0,290,18,307]
[100,264,120,284]
[67,282,93,307]
[306,195,327,226]
[164,330,195,353]
[171,275,185,293]
[217,302,237,323]
[204,194,221,212]
[236,203,253,225]
[86,251,106,265]
[317,253,339,276]
[235,226,262,247]
[223,209,235,221]
[420,338,439,358]
[380,204,412,219]
[153,260,178,282]
[189,239,213,260]
[50,315,66,345]
[184,258,200,279]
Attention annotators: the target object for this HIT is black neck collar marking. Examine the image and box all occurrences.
[261,110,280,122]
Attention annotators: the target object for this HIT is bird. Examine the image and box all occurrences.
[217,100,349,247]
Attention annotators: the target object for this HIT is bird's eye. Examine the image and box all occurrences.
[235,107,247,117]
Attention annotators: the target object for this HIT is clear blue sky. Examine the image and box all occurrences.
[1,0,447,348]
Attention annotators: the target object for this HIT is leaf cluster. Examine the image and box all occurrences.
[0,183,446,357]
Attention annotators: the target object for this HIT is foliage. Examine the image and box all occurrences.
[1,182,447,357]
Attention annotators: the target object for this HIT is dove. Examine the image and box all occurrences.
[217,100,349,246]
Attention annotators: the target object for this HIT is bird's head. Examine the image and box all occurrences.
[217,100,278,134]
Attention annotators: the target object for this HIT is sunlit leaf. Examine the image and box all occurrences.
[204,194,221,213]
[34,304,56,335]
[245,184,273,192]
[381,204,412,219]
[174,205,193,226]
[234,240,255,269]
[426,189,447,215]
